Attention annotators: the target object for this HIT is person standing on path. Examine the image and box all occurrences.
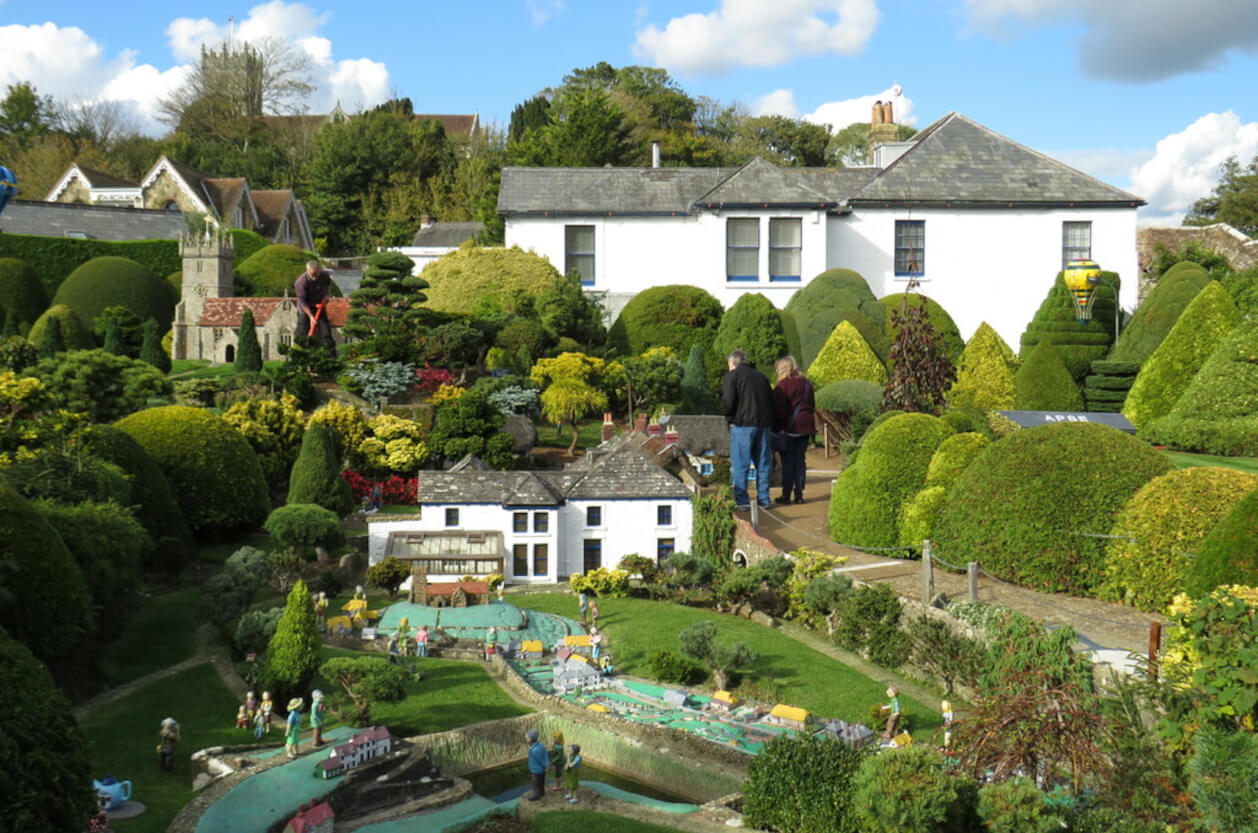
[525,729,548,801]
[284,697,303,758]
[416,625,429,658]
[588,598,599,630]
[548,731,566,791]
[722,349,775,509]
[158,717,180,773]
[772,356,816,505]
[293,261,336,353]
[310,690,327,746]
[564,744,583,803]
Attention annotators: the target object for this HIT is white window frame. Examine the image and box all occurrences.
[768,218,802,282]
[1062,221,1092,268]
[894,220,925,277]
[565,225,596,286]
[726,218,760,282]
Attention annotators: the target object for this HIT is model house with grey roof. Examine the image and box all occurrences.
[366,437,694,586]
[498,112,1144,349]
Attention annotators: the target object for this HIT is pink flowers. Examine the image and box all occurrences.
[341,470,418,505]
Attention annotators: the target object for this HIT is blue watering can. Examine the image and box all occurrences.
[93,776,132,810]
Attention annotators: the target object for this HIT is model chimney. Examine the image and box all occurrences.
[651,142,661,168]
[420,214,433,228]
[601,413,616,443]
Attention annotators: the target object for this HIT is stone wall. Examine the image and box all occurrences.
[732,517,784,567]
[1137,223,1258,299]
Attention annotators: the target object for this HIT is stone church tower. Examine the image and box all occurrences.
[173,231,234,360]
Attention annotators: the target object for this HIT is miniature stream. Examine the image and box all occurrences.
[468,761,697,806]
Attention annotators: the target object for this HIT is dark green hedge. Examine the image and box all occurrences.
[1090,360,1140,376]
[1185,486,1258,596]
[1020,272,1119,380]
[52,256,173,333]
[235,243,321,297]
[882,292,964,361]
[1084,374,1136,391]
[784,269,886,368]
[608,284,724,360]
[1013,341,1083,411]
[0,257,48,330]
[1109,265,1209,364]
[933,422,1172,594]
[81,425,191,556]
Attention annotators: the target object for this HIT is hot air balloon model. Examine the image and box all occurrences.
[0,166,17,217]
[1062,259,1102,323]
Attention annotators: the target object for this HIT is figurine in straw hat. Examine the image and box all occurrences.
[285,697,304,758]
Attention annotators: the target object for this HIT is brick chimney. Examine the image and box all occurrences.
[601,412,616,443]
[419,214,433,228]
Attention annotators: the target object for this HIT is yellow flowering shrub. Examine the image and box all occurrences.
[431,384,465,405]
[307,399,369,466]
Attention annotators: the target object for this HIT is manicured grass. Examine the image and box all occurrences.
[81,664,241,833]
[1164,450,1258,475]
[537,420,615,450]
[101,587,203,684]
[316,647,531,736]
[169,359,283,379]
[531,811,681,833]
[514,593,940,732]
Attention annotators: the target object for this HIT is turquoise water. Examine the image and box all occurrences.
[467,762,699,811]
[353,795,518,833]
[196,752,340,833]
[377,601,581,646]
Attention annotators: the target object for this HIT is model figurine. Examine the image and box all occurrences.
[285,697,304,758]
[158,717,180,773]
[310,689,327,746]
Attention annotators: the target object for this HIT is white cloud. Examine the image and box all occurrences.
[526,0,566,26]
[0,4,391,137]
[962,0,1258,80]
[634,0,880,75]
[1129,111,1258,223]
[751,89,799,118]
[802,84,914,131]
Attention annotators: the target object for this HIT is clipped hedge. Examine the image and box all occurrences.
[116,405,270,536]
[1020,272,1119,380]
[1142,317,1258,455]
[784,268,887,368]
[829,412,954,549]
[1100,467,1258,611]
[52,256,174,333]
[80,425,191,556]
[1110,264,1210,363]
[422,245,564,315]
[0,257,48,330]
[882,292,964,361]
[711,293,788,379]
[608,284,724,360]
[946,322,1016,413]
[235,243,322,297]
[808,320,887,388]
[1013,341,1083,411]
[899,485,947,552]
[933,422,1173,593]
[289,421,355,516]
[925,432,990,489]
[1125,281,1241,430]
[27,304,94,350]
[1185,486,1258,596]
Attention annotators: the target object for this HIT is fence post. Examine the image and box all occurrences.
[1148,621,1162,681]
[967,562,979,602]
[922,540,935,604]
[750,501,759,532]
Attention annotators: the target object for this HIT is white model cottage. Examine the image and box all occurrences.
[367,440,694,586]
[498,112,1144,348]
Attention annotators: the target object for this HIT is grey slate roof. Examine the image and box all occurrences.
[497,112,1142,215]
[410,221,484,247]
[77,166,138,189]
[850,113,1144,206]
[417,442,690,505]
[0,199,186,240]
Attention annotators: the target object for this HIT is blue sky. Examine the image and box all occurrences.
[3,0,1258,222]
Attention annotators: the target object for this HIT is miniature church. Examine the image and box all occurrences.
[171,230,349,363]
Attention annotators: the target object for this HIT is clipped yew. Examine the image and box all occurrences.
[28,304,94,352]
[925,432,990,489]
[808,320,887,388]
[1013,341,1083,411]
[898,485,947,553]
[946,322,1016,413]
[1141,317,1258,455]
[933,422,1173,593]
[1185,486,1258,596]
[288,421,355,515]
[1020,272,1118,380]
[52,256,174,332]
[783,268,887,367]
[236,308,263,372]
[265,578,322,701]
[1100,467,1258,611]
[235,244,320,297]
[0,257,47,331]
[882,292,964,360]
[829,412,954,549]
[80,425,190,556]
[712,293,788,379]
[1109,264,1209,363]
[608,284,724,365]
[1124,281,1240,429]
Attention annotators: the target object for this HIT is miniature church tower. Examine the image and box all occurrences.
[173,230,234,359]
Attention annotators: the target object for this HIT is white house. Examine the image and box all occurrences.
[367,439,695,586]
[316,726,393,779]
[497,112,1144,349]
[393,216,484,274]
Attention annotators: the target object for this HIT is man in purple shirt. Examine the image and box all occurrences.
[294,260,336,354]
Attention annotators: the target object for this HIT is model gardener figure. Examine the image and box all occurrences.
[294,260,336,354]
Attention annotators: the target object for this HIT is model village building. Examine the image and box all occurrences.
[315,726,394,779]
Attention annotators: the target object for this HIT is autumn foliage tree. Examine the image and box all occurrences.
[881,289,956,414]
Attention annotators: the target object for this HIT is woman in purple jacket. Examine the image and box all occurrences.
[772,356,816,505]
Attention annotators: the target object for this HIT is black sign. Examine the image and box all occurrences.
[997,411,1136,434]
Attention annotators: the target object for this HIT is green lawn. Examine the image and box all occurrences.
[82,664,241,833]
[1163,450,1258,475]
[531,811,681,833]
[513,593,940,732]
[101,587,203,684]
[537,420,615,450]
[169,359,283,379]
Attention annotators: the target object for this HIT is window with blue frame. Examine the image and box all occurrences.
[513,544,528,576]
[586,505,602,527]
[726,218,759,281]
[894,220,925,276]
[769,218,801,281]
[583,539,602,573]
[512,512,528,533]
[533,511,549,533]
[657,538,675,560]
[565,225,595,286]
[533,543,549,575]
[444,508,459,527]
[657,504,673,526]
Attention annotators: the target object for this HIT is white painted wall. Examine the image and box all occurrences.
[505,204,1139,351]
[394,246,459,275]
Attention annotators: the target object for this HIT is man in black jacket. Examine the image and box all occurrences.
[722,349,775,509]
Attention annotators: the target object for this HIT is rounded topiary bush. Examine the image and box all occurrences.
[933,422,1173,593]
[899,485,947,552]
[817,378,883,414]
[116,405,270,536]
[784,268,887,367]
[882,292,964,360]
[1100,467,1258,611]
[52,256,174,332]
[946,322,1016,413]
[1020,272,1118,380]
[27,304,94,351]
[711,293,788,379]
[1141,317,1258,456]
[608,284,724,359]
[1185,486,1258,597]
[1124,281,1240,429]
[235,244,327,297]
[925,432,990,489]
[0,257,48,330]
[1110,265,1209,363]
[289,421,355,516]
[422,245,563,316]
[808,320,887,388]
[1014,340,1083,411]
[829,412,954,549]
